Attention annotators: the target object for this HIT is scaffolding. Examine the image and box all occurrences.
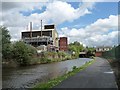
[23,36,53,47]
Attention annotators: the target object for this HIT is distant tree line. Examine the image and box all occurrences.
[1,25,96,66]
[68,41,95,58]
[1,26,73,66]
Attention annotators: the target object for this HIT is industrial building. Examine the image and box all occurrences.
[21,22,59,51]
[59,37,68,51]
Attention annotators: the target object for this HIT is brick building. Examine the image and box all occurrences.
[95,46,112,57]
[59,37,68,51]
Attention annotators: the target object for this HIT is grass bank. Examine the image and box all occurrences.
[30,51,74,65]
[33,59,95,89]
[3,51,73,67]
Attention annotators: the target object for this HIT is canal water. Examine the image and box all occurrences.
[2,58,92,88]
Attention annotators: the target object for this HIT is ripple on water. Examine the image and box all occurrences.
[2,58,92,88]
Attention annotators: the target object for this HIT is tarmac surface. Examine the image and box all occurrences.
[53,57,118,89]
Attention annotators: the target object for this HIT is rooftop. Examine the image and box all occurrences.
[21,29,55,33]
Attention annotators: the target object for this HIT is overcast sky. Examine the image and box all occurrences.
[1,0,119,47]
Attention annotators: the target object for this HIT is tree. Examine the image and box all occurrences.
[68,41,85,58]
[12,41,37,66]
[2,44,13,61]
[1,26,11,45]
[1,26,12,60]
[85,46,95,57]
[1,26,37,66]
[73,41,80,46]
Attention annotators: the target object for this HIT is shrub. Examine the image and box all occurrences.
[72,66,77,70]
[40,57,51,63]
[12,41,37,66]
[1,26,12,61]
[2,44,13,61]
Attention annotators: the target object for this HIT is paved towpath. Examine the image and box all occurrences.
[53,57,118,88]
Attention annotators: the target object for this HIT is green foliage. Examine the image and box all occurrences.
[46,51,57,57]
[1,26,38,66]
[69,41,80,46]
[30,51,72,65]
[72,66,77,70]
[1,25,74,66]
[68,42,95,58]
[40,57,51,63]
[45,51,71,61]
[68,41,85,58]
[12,41,37,66]
[1,26,11,45]
[85,47,95,57]
[2,44,13,61]
[58,52,66,57]
[86,47,95,52]
[1,26,11,60]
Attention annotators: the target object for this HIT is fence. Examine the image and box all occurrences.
[102,45,120,61]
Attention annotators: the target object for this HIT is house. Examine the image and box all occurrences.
[95,46,112,57]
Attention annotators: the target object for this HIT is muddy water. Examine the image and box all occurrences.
[2,58,92,88]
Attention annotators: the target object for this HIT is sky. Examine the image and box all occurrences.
[1,0,119,47]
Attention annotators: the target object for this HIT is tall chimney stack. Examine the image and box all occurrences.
[41,20,42,37]
[29,22,32,38]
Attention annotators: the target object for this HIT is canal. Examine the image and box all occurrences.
[2,58,92,88]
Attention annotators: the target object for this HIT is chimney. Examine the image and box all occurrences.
[29,22,32,38]
[41,20,42,37]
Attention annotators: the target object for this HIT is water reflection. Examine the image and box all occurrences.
[2,58,92,88]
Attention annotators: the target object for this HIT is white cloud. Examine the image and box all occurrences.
[2,2,47,27]
[2,1,118,47]
[61,15,118,46]
[7,27,25,41]
[1,1,95,42]
[27,1,93,24]
[2,2,46,12]
[46,1,92,24]
[2,1,94,26]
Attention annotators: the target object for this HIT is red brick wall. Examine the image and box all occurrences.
[95,52,103,57]
[59,37,68,51]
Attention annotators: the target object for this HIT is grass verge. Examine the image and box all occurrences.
[32,59,95,89]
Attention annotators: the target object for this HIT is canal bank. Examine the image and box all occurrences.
[53,57,117,88]
[33,59,95,89]
[2,51,73,68]
[2,58,93,88]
